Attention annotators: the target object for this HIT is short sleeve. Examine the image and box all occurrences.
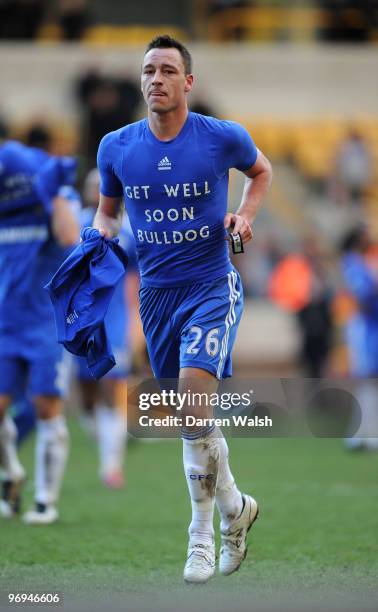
[97,132,124,198]
[216,121,258,175]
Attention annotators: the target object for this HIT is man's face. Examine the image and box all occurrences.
[141,47,193,114]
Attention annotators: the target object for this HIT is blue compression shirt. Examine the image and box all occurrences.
[97,112,257,288]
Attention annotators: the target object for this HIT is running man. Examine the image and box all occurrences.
[94,35,272,583]
[0,139,80,524]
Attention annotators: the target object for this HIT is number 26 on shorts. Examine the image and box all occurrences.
[186,326,220,357]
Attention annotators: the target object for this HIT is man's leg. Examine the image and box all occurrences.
[0,395,26,518]
[22,395,69,525]
[0,357,27,518]
[96,377,127,488]
[178,271,258,578]
[216,429,259,576]
[180,367,219,583]
[180,367,258,581]
[77,353,128,488]
[77,376,98,437]
[23,353,70,525]
[215,431,243,528]
[345,379,378,450]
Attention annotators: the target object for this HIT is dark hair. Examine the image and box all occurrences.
[340,226,367,253]
[25,124,51,151]
[145,35,192,75]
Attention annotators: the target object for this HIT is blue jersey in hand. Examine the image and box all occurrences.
[80,206,137,353]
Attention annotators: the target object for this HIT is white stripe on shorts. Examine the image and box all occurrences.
[217,271,239,379]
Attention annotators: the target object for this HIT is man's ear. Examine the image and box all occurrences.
[184,74,194,93]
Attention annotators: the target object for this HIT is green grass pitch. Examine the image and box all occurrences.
[1,418,377,611]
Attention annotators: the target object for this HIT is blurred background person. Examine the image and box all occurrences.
[76,168,140,488]
[332,128,373,207]
[296,237,334,378]
[268,236,334,378]
[0,137,80,524]
[7,122,56,447]
[75,68,141,169]
[340,226,378,450]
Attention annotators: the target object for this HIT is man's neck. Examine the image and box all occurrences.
[147,107,189,142]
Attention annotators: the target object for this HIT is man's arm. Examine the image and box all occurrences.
[224,149,272,244]
[93,194,124,238]
[51,195,80,247]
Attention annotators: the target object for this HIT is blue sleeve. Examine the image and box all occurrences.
[215,120,258,175]
[34,156,77,213]
[97,132,124,198]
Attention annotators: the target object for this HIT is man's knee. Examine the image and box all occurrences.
[33,395,63,420]
[0,395,12,420]
[179,366,218,434]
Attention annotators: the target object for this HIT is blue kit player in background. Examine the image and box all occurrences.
[341,226,378,451]
[0,138,80,524]
[77,168,140,488]
[94,36,272,583]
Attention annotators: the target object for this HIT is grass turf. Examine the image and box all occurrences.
[1,418,377,611]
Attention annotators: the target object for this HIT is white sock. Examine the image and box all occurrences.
[182,430,220,545]
[355,382,378,447]
[96,406,127,476]
[35,416,69,506]
[0,415,25,482]
[215,431,243,530]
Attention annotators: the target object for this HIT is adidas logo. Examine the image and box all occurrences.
[158,156,172,171]
[66,310,79,325]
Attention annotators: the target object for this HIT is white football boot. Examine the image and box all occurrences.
[219,494,259,576]
[0,499,14,518]
[23,503,58,525]
[183,539,216,584]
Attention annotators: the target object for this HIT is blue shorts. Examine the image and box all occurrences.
[139,269,243,380]
[0,350,70,397]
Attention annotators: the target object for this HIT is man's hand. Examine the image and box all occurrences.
[93,212,119,239]
[224,213,253,244]
[93,195,124,239]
